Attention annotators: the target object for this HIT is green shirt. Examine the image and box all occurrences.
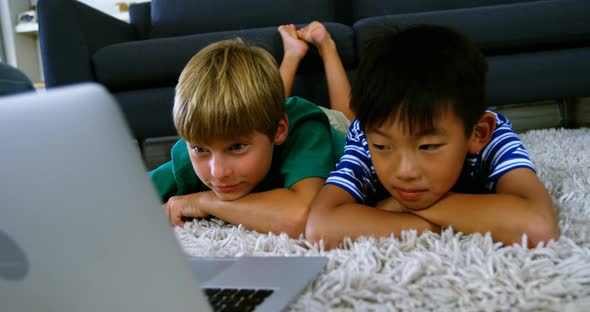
[149,97,345,203]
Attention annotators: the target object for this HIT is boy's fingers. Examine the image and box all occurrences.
[168,207,176,225]
[171,208,185,227]
[162,203,170,219]
[162,202,183,227]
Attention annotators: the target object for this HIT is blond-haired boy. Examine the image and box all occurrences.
[149,38,345,237]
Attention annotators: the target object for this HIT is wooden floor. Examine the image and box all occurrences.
[490,96,590,133]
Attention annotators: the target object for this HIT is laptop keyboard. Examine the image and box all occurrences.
[204,288,274,312]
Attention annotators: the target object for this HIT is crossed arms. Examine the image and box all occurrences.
[306,168,559,249]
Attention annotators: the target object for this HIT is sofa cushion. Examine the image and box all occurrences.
[114,87,177,140]
[350,0,542,22]
[487,47,590,105]
[353,0,590,57]
[128,2,151,40]
[151,0,337,38]
[93,23,355,91]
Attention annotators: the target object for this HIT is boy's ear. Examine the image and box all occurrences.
[468,112,496,154]
[273,114,289,145]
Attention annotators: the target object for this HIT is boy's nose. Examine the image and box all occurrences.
[210,156,231,179]
[394,154,420,181]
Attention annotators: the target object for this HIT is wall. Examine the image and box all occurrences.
[77,0,150,16]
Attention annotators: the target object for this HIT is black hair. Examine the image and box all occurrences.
[350,24,488,136]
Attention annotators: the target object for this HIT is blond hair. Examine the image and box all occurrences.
[173,38,286,144]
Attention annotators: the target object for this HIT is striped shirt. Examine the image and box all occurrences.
[325,110,535,204]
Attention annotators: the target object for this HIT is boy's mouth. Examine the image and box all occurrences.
[395,188,425,201]
[213,184,241,193]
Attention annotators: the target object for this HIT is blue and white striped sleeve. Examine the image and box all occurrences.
[482,112,535,185]
[325,120,374,203]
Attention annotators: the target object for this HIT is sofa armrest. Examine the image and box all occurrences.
[37,0,138,88]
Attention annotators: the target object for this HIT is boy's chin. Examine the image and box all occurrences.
[404,204,430,212]
[396,198,437,212]
[213,190,251,202]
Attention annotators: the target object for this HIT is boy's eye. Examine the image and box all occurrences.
[371,144,390,151]
[419,144,442,151]
[229,143,247,151]
[192,146,208,154]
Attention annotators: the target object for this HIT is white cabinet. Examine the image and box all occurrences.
[0,0,138,87]
[0,0,43,85]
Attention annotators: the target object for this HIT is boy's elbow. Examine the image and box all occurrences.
[305,223,339,250]
[521,210,560,247]
[525,219,560,248]
[304,201,321,242]
[283,212,308,238]
[507,197,560,248]
[304,185,349,249]
[305,217,323,245]
[285,221,305,239]
[305,204,339,249]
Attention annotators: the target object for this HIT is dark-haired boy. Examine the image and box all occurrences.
[306,25,559,249]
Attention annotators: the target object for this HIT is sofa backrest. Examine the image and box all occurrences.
[148,0,338,38]
[353,0,590,58]
[352,0,590,106]
[128,2,151,40]
[349,0,544,24]
[130,0,549,37]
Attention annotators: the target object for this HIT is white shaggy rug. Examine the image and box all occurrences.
[175,128,590,311]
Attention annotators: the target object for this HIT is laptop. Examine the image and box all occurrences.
[0,83,328,312]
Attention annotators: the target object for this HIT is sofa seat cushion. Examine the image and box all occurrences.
[151,0,337,37]
[354,0,590,56]
[92,23,355,91]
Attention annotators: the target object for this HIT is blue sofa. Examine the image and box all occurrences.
[37,0,590,145]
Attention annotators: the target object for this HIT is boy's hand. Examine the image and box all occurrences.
[376,197,408,213]
[163,193,210,226]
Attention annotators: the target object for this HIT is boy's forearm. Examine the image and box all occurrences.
[200,187,315,238]
[411,192,558,247]
[307,185,439,249]
[310,204,439,249]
